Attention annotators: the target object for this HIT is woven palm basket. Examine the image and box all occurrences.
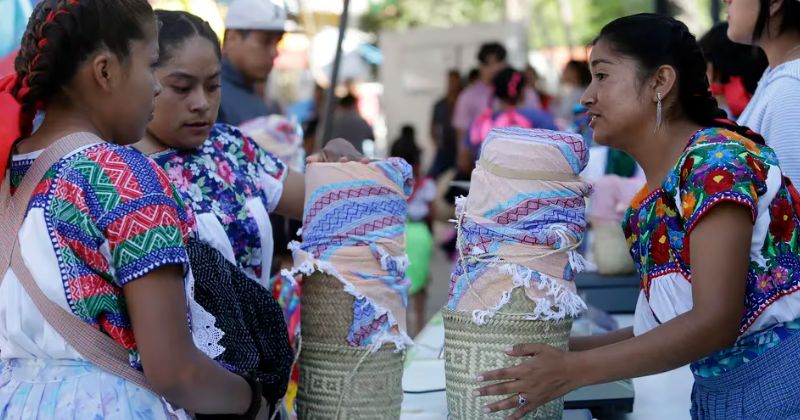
[296,272,404,420]
[443,288,572,420]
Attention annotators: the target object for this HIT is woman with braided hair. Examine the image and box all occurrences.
[0,1,272,418]
[474,14,800,419]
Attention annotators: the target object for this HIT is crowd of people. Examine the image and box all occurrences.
[0,0,799,419]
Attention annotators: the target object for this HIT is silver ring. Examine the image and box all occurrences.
[518,393,527,408]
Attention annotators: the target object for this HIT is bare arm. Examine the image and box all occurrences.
[478,203,751,416]
[275,169,305,221]
[125,265,253,415]
[276,138,367,220]
[575,203,749,384]
[568,327,634,351]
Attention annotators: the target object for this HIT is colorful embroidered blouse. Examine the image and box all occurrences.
[1,143,191,370]
[152,124,287,286]
[624,127,800,378]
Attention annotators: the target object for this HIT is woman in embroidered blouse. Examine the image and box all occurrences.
[134,11,362,289]
[475,14,800,420]
[0,1,272,419]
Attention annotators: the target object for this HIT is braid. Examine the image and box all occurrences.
[670,21,727,128]
[13,0,83,136]
[670,21,766,145]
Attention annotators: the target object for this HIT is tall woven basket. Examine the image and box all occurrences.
[443,289,572,420]
[296,272,404,420]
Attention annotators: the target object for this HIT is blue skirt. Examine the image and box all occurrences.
[691,331,800,419]
[0,358,185,419]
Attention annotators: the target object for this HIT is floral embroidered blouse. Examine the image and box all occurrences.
[623,127,800,378]
[152,124,287,287]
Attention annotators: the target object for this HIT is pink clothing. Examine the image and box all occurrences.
[452,81,493,132]
[589,175,645,223]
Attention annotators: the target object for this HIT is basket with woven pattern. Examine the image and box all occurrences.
[443,289,572,420]
[296,272,403,419]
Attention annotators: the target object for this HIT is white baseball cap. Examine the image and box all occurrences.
[225,0,287,32]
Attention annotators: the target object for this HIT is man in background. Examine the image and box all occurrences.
[323,94,373,153]
[218,0,287,126]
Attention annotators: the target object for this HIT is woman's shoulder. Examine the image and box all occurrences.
[62,143,173,194]
[686,127,775,161]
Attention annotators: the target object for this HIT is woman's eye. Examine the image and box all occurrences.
[172,86,191,94]
[207,84,221,93]
[594,73,607,81]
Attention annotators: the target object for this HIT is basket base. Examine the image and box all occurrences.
[442,309,572,420]
[296,342,403,419]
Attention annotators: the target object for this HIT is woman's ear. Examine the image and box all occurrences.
[651,64,678,103]
[769,0,785,18]
[90,51,118,93]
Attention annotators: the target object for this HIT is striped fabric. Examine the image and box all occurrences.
[739,59,800,185]
[284,159,414,350]
[448,127,591,324]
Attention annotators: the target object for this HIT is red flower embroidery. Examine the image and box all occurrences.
[242,136,257,162]
[704,168,735,195]
[651,223,671,265]
[746,154,767,182]
[769,198,796,243]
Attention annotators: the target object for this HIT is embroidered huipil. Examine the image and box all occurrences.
[152,124,287,287]
[0,142,196,418]
[624,127,800,378]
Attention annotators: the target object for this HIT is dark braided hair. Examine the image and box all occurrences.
[493,67,526,105]
[595,13,766,145]
[154,10,220,67]
[12,0,154,137]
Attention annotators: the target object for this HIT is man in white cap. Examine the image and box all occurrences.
[219,0,287,126]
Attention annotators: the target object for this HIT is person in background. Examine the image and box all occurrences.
[218,0,286,126]
[466,67,558,167]
[699,22,767,118]
[429,69,462,179]
[454,42,508,173]
[522,65,543,110]
[0,1,270,418]
[728,0,800,185]
[476,14,800,419]
[323,93,373,153]
[467,68,480,86]
[390,125,436,336]
[553,60,592,123]
[525,65,553,111]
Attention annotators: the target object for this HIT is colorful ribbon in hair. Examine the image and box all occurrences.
[283,159,414,350]
[448,127,591,324]
[0,73,23,186]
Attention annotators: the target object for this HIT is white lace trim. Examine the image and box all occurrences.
[185,270,225,359]
[470,264,587,326]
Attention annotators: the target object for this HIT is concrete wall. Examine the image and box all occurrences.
[379,22,528,168]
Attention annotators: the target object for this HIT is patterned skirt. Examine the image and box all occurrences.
[0,358,185,419]
[691,331,800,419]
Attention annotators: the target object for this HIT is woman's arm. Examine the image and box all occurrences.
[274,170,305,220]
[275,138,367,220]
[477,202,751,417]
[124,265,257,415]
[568,327,634,351]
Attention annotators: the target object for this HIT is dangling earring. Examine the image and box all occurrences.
[654,92,663,133]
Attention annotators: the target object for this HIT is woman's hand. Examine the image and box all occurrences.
[307,138,370,163]
[474,344,585,420]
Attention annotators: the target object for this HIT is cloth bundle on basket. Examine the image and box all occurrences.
[282,159,414,419]
[444,127,591,420]
[239,115,305,172]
